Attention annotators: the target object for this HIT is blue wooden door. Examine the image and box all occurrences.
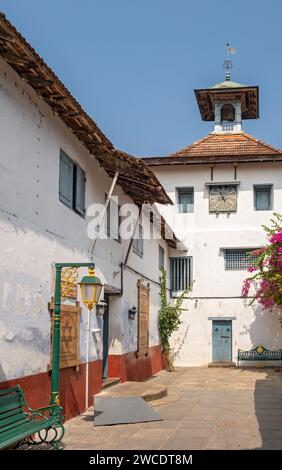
[102,295,109,379]
[212,320,232,362]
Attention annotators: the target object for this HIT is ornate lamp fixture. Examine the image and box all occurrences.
[128,306,137,320]
[78,266,103,311]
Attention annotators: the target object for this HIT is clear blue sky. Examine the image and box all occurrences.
[1,0,282,156]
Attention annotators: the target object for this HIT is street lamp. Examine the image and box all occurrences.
[79,266,103,409]
[78,266,103,311]
[51,263,103,411]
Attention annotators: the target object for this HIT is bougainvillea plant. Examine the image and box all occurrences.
[242,213,282,310]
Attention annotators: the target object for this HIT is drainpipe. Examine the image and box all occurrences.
[90,170,119,260]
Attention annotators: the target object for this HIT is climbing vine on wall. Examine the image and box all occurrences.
[242,213,282,312]
[158,268,188,371]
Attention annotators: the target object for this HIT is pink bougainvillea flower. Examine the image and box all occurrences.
[278,246,282,254]
[250,248,265,256]
[247,267,256,272]
[242,279,251,297]
[270,232,282,244]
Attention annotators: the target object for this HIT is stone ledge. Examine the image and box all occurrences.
[208,362,236,368]
[95,382,168,402]
[140,385,167,402]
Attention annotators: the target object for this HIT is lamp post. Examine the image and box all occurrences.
[51,263,103,408]
[78,267,103,410]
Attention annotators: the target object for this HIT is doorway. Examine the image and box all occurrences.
[212,320,232,362]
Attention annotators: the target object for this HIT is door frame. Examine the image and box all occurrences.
[212,319,232,363]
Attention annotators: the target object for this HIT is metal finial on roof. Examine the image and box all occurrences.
[224,43,232,81]
[224,43,238,81]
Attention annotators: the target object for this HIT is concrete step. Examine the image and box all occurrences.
[102,377,120,390]
[208,362,236,368]
[98,380,168,402]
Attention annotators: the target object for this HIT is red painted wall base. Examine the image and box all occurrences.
[0,345,164,421]
[108,344,164,382]
[0,360,102,421]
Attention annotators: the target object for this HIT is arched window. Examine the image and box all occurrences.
[221,104,235,122]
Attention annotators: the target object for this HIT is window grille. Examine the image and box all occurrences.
[170,257,192,292]
[225,249,258,271]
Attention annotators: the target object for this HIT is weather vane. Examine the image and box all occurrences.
[224,43,238,81]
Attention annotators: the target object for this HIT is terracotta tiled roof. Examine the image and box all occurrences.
[0,12,172,206]
[169,132,282,159]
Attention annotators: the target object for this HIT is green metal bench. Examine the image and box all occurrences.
[0,385,64,450]
[237,344,282,366]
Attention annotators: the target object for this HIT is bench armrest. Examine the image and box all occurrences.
[26,403,63,418]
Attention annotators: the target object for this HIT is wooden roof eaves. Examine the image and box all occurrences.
[0,12,172,207]
[144,155,282,166]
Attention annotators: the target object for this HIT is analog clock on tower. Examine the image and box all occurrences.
[209,185,237,213]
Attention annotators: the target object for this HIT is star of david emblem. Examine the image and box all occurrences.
[61,319,73,348]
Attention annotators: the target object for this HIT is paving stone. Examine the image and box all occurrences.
[63,367,282,450]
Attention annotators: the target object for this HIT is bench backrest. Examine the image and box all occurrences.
[238,345,282,360]
[0,386,28,435]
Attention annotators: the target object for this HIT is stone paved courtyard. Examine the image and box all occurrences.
[63,367,282,450]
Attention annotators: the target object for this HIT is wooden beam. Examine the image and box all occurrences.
[0,30,14,43]
[0,50,36,66]
[21,73,53,87]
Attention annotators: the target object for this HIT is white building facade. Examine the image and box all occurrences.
[0,14,183,420]
[145,74,282,367]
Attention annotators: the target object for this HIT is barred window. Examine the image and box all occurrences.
[170,257,192,292]
[225,249,258,271]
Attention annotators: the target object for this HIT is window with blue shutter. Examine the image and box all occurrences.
[105,194,121,241]
[59,150,86,217]
[74,165,86,216]
[177,187,194,213]
[133,224,144,258]
[254,185,272,211]
[59,150,74,208]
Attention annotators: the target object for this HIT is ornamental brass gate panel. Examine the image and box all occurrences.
[137,280,150,356]
[49,300,81,370]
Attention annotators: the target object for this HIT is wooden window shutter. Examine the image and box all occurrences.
[59,150,74,208]
[74,165,86,216]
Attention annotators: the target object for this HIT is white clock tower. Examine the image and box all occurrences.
[194,52,259,134]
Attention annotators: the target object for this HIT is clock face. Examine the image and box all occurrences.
[209,185,237,213]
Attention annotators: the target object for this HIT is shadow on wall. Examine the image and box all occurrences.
[241,302,282,449]
[173,325,190,363]
[240,301,282,351]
